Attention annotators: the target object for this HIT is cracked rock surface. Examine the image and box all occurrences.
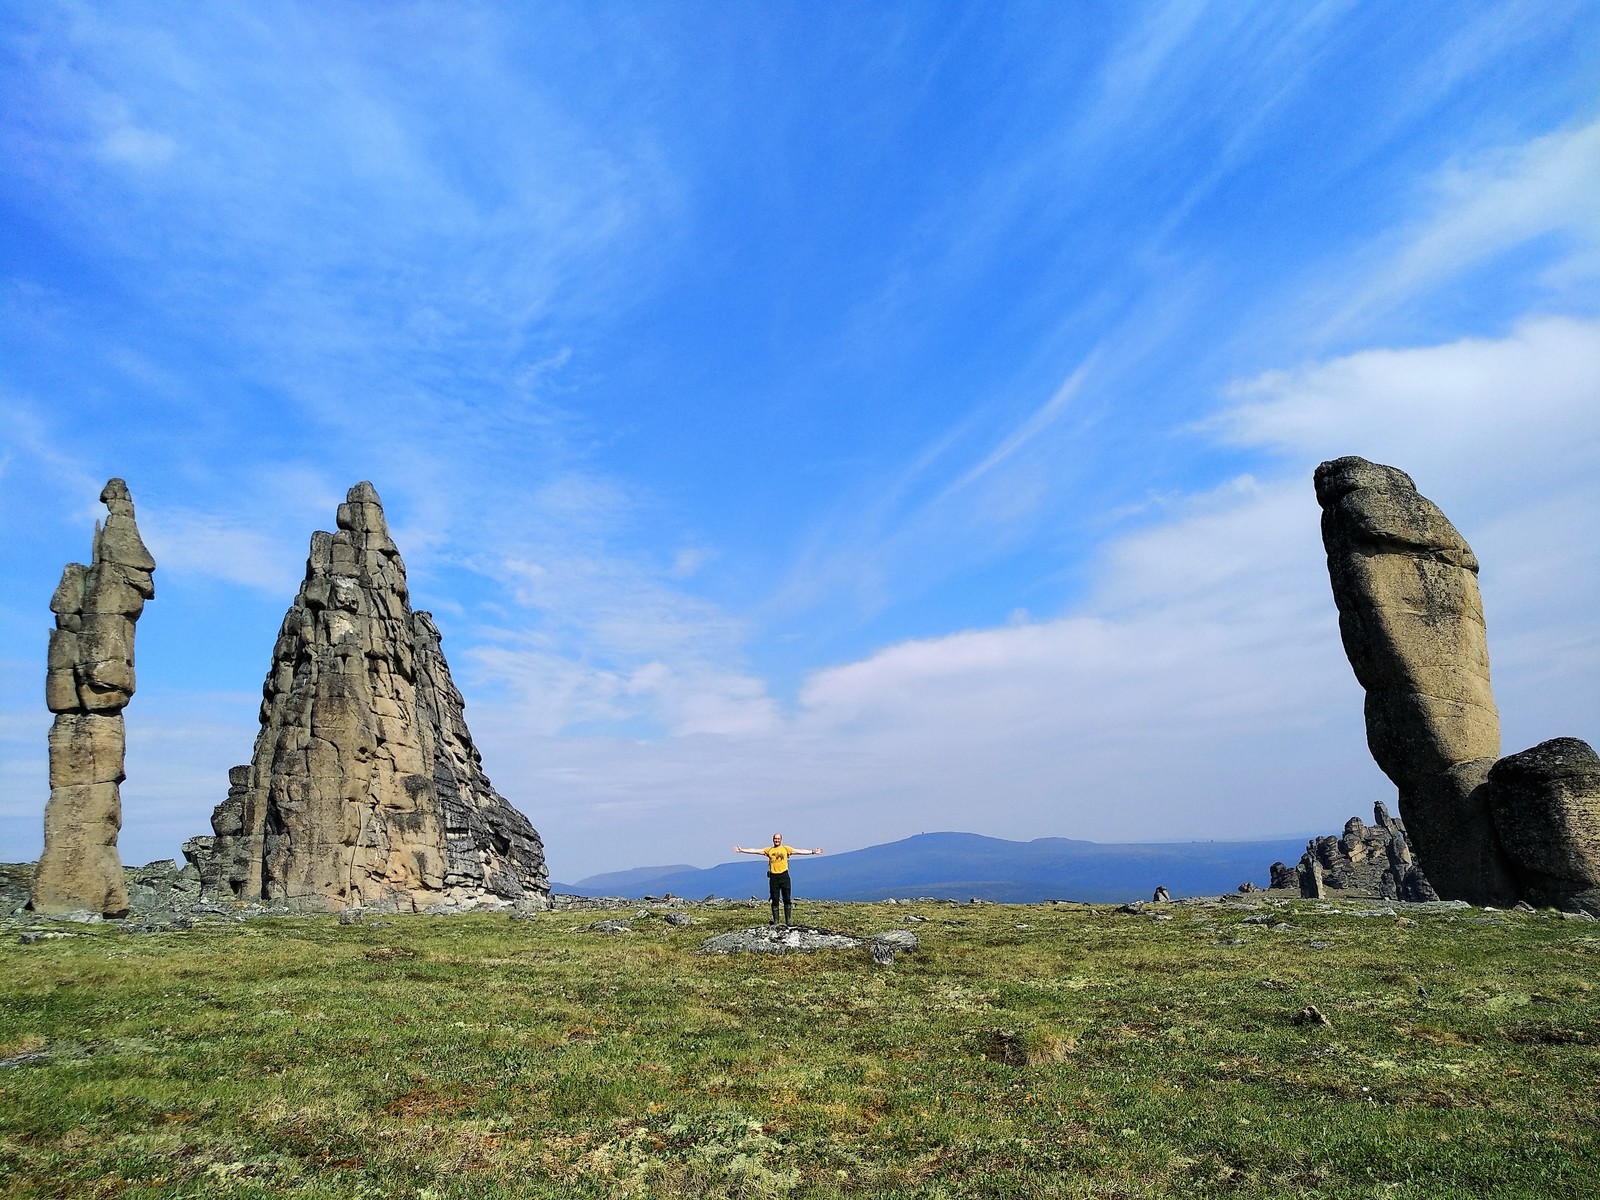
[31,479,154,919]
[185,482,548,914]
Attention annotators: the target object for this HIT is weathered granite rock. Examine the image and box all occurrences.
[1488,739,1600,916]
[188,483,548,913]
[1268,861,1298,890]
[30,480,154,918]
[1315,457,1516,904]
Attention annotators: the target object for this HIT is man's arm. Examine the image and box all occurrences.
[732,846,764,855]
[796,847,823,856]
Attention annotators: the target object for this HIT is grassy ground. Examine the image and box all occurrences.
[1,898,1596,1198]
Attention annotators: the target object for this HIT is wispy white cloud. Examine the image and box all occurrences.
[477,317,1600,879]
[1322,117,1600,334]
[945,356,1095,495]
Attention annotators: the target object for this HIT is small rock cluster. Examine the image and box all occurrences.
[1269,803,1435,902]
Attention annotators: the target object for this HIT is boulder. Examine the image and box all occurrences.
[187,483,548,913]
[1488,739,1600,916]
[30,479,153,918]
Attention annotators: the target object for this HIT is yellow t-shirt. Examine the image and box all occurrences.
[761,845,796,874]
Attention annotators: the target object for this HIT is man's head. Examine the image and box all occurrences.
[772,833,783,845]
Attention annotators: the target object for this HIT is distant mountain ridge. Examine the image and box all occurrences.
[552,831,1311,904]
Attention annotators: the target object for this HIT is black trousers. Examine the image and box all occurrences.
[768,871,792,923]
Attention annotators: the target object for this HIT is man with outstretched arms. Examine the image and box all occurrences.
[733,833,823,926]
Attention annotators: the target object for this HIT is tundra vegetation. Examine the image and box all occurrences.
[1,897,1596,1199]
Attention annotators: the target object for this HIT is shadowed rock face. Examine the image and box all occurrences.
[1314,456,1516,904]
[190,482,547,913]
[31,479,155,918]
[1489,739,1600,915]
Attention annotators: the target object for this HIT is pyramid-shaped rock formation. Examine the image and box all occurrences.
[31,479,155,917]
[186,483,548,912]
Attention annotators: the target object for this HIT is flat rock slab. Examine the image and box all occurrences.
[700,925,921,955]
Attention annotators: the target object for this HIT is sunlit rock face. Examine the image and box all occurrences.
[31,479,155,919]
[1315,456,1514,904]
[190,482,547,913]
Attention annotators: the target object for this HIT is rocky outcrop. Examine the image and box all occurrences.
[1488,740,1600,916]
[1317,456,1599,911]
[1273,803,1435,902]
[187,482,547,913]
[30,480,154,918]
[1316,457,1514,903]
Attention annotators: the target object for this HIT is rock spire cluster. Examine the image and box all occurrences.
[1269,803,1435,902]
[184,482,548,913]
[1316,456,1600,912]
[30,479,155,918]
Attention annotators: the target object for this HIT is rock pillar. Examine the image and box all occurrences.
[30,479,155,917]
[189,482,548,912]
[1314,456,1516,904]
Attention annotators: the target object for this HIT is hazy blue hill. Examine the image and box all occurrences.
[555,831,1310,903]
[564,863,699,894]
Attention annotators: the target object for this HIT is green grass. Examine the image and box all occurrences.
[1,900,1596,1198]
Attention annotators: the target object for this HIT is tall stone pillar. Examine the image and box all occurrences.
[30,479,155,918]
[1315,457,1518,904]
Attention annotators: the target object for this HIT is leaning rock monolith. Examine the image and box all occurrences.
[30,479,155,918]
[1314,456,1516,904]
[1488,739,1600,916]
[188,482,548,913]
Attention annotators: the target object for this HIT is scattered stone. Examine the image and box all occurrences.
[0,1051,53,1069]
[587,919,634,934]
[1513,900,1536,914]
[1292,1005,1332,1028]
[1559,909,1597,922]
[1152,886,1171,903]
[870,941,896,965]
[338,908,363,926]
[662,912,692,927]
[50,909,103,925]
[19,931,79,944]
[902,914,928,923]
[185,483,549,914]
[508,910,538,922]
[870,929,920,954]
[31,479,154,920]
[1115,903,1144,915]
[1237,882,1260,894]
[1241,915,1275,925]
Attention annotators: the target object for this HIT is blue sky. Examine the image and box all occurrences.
[2,2,1597,881]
